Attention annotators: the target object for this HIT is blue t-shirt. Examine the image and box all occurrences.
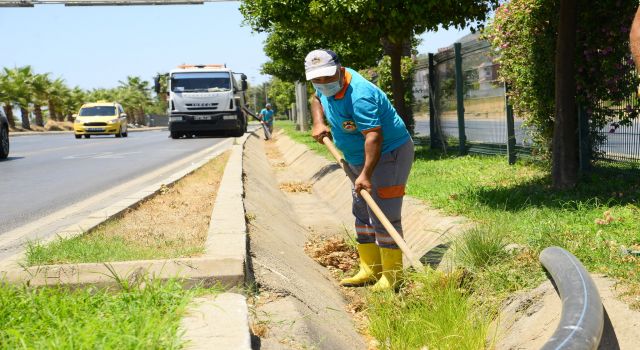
[260,108,274,122]
[316,68,410,165]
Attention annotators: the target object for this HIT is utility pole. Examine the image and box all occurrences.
[264,82,269,104]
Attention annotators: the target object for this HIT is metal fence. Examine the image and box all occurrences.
[413,37,640,166]
[593,95,640,163]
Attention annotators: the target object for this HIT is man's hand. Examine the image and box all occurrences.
[312,124,331,144]
[354,173,372,195]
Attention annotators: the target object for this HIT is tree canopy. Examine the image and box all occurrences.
[241,0,499,130]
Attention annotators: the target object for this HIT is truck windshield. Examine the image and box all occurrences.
[79,106,116,116]
[171,72,231,92]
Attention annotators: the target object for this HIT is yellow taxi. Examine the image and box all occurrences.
[74,102,128,139]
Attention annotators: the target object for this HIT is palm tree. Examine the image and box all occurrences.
[119,76,151,125]
[32,73,51,127]
[62,87,86,121]
[47,78,66,121]
[0,69,16,128]
[6,66,35,129]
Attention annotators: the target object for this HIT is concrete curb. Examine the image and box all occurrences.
[180,293,251,350]
[0,137,235,270]
[9,127,167,137]
[0,257,244,288]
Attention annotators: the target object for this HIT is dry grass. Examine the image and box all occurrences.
[9,120,74,132]
[27,151,231,264]
[250,321,269,338]
[303,234,372,338]
[112,154,229,249]
[264,134,284,162]
[304,235,358,277]
[279,181,313,193]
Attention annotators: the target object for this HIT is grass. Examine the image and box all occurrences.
[0,279,221,349]
[367,270,490,350]
[408,146,640,296]
[278,123,640,348]
[26,152,230,265]
[276,120,333,160]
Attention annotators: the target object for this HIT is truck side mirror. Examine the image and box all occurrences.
[240,74,248,91]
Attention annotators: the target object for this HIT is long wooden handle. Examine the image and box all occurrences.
[241,107,271,139]
[322,136,424,272]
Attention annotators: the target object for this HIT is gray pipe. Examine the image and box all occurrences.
[539,246,604,350]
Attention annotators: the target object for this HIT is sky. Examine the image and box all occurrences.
[0,2,471,91]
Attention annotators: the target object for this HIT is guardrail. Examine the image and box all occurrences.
[539,246,604,350]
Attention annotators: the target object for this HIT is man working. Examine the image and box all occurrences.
[258,103,275,135]
[305,49,414,291]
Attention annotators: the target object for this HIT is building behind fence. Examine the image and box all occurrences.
[413,33,640,167]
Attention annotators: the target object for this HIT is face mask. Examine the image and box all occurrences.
[313,80,342,97]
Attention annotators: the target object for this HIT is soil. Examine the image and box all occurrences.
[492,276,640,349]
[54,151,230,262]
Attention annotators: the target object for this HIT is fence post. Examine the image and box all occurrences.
[295,81,309,131]
[454,43,467,155]
[505,84,517,165]
[428,53,439,149]
[578,104,591,172]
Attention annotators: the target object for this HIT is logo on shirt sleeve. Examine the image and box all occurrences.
[342,120,357,132]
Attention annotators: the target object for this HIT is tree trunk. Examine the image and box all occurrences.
[48,100,58,121]
[34,105,44,127]
[383,37,414,135]
[552,0,579,189]
[3,104,15,128]
[20,107,31,129]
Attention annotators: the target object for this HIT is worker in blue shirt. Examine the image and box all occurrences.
[305,49,414,291]
[258,103,274,135]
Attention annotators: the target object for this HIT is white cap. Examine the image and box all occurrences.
[304,49,340,80]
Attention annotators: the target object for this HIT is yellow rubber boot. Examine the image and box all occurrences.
[340,243,381,287]
[370,248,403,292]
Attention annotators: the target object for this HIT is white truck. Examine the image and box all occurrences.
[156,64,248,139]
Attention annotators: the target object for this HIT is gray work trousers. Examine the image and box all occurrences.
[348,138,414,249]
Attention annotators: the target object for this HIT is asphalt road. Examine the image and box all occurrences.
[415,118,530,146]
[0,130,229,236]
[415,119,640,158]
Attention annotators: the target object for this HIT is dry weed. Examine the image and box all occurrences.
[92,151,230,254]
[304,235,358,273]
[280,181,313,193]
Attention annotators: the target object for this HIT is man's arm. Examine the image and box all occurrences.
[631,6,640,71]
[354,129,382,194]
[311,95,330,143]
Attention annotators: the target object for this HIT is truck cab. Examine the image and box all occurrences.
[158,64,248,139]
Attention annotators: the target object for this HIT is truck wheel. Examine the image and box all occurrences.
[170,131,181,139]
[75,134,82,139]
